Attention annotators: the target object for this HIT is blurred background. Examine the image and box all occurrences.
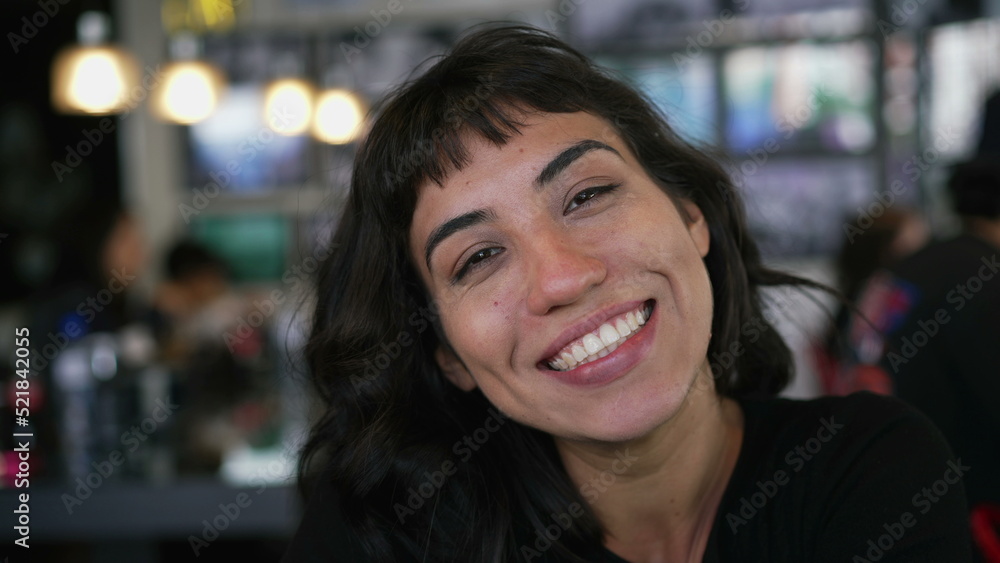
[0,0,998,561]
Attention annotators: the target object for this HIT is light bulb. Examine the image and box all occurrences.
[152,61,226,124]
[264,79,314,136]
[52,46,139,115]
[312,89,366,144]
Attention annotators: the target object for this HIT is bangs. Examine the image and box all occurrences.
[351,28,605,231]
[401,88,532,189]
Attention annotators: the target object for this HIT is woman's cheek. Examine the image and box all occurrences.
[454,301,504,355]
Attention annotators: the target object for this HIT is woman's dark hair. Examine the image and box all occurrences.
[299,24,826,562]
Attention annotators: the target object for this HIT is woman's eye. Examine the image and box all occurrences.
[565,183,621,214]
[453,247,504,283]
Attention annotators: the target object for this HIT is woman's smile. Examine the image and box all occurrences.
[541,299,653,371]
[539,299,657,387]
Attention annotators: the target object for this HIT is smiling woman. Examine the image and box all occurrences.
[284,25,972,563]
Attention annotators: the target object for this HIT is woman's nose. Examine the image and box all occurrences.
[525,230,607,315]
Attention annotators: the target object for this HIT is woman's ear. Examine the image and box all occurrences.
[435,346,478,391]
[682,200,711,258]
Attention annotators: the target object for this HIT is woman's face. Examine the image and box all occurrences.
[409,111,714,443]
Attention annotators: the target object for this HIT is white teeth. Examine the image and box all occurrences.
[626,312,639,331]
[560,351,576,368]
[615,318,631,338]
[583,334,604,355]
[599,324,620,346]
[546,302,655,372]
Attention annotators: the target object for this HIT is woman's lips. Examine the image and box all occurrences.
[544,300,654,371]
[540,300,657,387]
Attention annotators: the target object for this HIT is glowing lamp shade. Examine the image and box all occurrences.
[152,61,226,124]
[312,89,366,144]
[263,79,313,136]
[51,46,139,115]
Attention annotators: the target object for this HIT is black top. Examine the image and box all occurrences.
[603,392,972,562]
[284,393,972,562]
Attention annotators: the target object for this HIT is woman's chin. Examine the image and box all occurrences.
[557,394,690,445]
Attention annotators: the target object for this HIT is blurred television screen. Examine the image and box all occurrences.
[187,85,311,193]
[598,54,719,146]
[186,34,315,192]
[723,40,875,155]
[190,214,289,282]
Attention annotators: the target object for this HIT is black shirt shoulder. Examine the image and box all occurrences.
[707,391,972,562]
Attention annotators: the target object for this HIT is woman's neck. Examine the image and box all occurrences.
[555,363,745,563]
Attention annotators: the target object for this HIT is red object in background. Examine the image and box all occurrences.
[1,448,44,489]
[233,401,268,433]
[2,451,24,488]
[813,341,894,396]
[972,504,1000,563]
[846,364,893,395]
[812,342,840,395]
[229,325,263,358]
[5,377,45,411]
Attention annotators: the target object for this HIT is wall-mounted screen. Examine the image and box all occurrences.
[187,85,311,193]
[190,214,289,283]
[723,41,875,155]
[598,54,719,146]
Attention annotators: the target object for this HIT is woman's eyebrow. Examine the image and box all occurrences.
[423,140,621,274]
[534,139,622,188]
[424,208,498,273]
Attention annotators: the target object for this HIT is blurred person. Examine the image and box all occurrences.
[159,240,231,314]
[286,25,971,562]
[151,239,280,474]
[33,208,148,336]
[814,207,929,395]
[847,157,1000,561]
[151,239,237,355]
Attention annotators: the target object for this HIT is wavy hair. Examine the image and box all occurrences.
[299,23,826,562]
